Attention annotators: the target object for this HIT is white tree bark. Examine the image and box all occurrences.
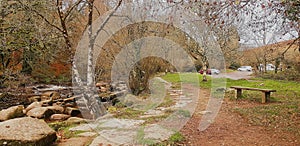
[82,0,123,119]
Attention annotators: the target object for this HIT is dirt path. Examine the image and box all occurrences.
[181,89,300,146]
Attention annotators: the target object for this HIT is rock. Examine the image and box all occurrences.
[100,87,108,93]
[64,102,76,107]
[102,102,111,109]
[26,107,54,119]
[65,117,87,124]
[96,113,114,120]
[63,97,78,107]
[96,82,108,88]
[41,91,60,100]
[95,83,101,88]
[69,123,98,132]
[89,135,119,146]
[140,109,164,118]
[53,102,63,106]
[47,105,64,114]
[50,114,70,121]
[144,124,174,142]
[109,93,118,99]
[64,107,81,117]
[24,102,43,114]
[115,90,126,97]
[97,129,136,145]
[0,105,24,121]
[170,93,179,96]
[63,96,77,102]
[77,132,97,137]
[0,117,56,146]
[41,96,50,101]
[97,118,144,129]
[199,110,212,115]
[41,91,59,97]
[41,99,54,106]
[28,96,41,102]
[55,137,92,146]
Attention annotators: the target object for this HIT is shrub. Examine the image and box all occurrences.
[257,69,300,82]
[229,62,241,70]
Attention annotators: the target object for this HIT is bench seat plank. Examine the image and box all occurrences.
[230,86,276,92]
[230,86,276,103]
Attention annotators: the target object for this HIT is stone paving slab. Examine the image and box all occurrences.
[144,124,174,141]
[69,123,98,132]
[97,118,145,129]
[98,129,137,145]
[89,135,118,146]
[77,132,98,137]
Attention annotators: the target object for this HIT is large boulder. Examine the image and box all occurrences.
[0,117,57,146]
[0,105,24,121]
[26,107,54,119]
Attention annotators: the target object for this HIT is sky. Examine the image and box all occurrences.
[236,1,298,48]
[105,0,298,48]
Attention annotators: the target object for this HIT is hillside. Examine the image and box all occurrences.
[240,40,300,70]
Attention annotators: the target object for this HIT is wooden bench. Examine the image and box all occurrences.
[230,86,276,103]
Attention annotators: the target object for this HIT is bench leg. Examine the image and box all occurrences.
[262,92,270,103]
[236,89,242,99]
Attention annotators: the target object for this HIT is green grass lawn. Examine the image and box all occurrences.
[160,72,203,85]
[161,72,300,138]
[161,72,300,101]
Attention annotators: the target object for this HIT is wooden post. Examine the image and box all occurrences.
[236,89,242,99]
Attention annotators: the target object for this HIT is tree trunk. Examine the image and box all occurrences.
[275,57,280,74]
[264,58,267,73]
[202,61,208,82]
[80,0,123,119]
[87,0,95,87]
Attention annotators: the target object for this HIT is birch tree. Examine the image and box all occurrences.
[77,0,123,119]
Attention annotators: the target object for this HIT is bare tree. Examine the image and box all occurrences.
[78,0,122,118]
[184,0,298,70]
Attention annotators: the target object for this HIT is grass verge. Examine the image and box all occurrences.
[48,121,85,139]
[234,102,300,136]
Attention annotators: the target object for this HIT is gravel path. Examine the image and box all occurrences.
[213,71,253,80]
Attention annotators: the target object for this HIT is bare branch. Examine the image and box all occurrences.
[282,38,300,56]
[91,0,122,41]
[64,0,85,22]
[17,0,63,33]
